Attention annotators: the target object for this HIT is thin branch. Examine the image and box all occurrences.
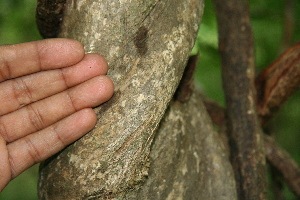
[264,135,300,197]
[212,0,267,199]
[255,41,300,126]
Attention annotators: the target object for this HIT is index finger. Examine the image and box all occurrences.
[0,38,85,82]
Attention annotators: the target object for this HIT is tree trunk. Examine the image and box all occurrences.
[37,0,237,199]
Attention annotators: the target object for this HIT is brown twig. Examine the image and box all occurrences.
[212,0,267,199]
[256,41,300,126]
[264,135,300,197]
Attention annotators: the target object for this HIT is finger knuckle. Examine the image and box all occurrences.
[26,104,45,131]
[51,124,67,147]
[0,119,10,142]
[0,48,14,81]
[7,151,17,179]
[23,136,43,163]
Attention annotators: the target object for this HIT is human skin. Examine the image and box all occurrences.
[0,38,114,192]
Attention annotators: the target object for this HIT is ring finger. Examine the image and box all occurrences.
[0,75,113,143]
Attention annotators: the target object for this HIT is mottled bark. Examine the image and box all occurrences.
[37,0,236,199]
[130,90,237,200]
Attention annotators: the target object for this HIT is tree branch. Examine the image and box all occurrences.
[37,0,206,198]
[212,0,267,198]
[264,135,300,197]
[255,41,300,126]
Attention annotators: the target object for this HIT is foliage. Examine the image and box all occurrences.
[0,0,299,199]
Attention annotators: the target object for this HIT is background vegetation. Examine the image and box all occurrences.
[0,0,299,199]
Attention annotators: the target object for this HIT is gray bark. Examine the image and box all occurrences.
[38,0,237,199]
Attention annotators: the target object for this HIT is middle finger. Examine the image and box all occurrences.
[0,75,113,143]
[0,54,108,116]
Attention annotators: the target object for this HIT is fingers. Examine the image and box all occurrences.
[0,38,115,191]
[0,53,108,116]
[0,38,85,82]
[7,108,97,178]
[0,75,114,143]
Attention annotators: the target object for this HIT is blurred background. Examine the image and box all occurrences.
[0,0,299,199]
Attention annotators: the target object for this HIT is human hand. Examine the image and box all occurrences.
[0,38,114,191]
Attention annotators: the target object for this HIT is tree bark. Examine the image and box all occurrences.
[37,0,237,199]
[213,0,268,199]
